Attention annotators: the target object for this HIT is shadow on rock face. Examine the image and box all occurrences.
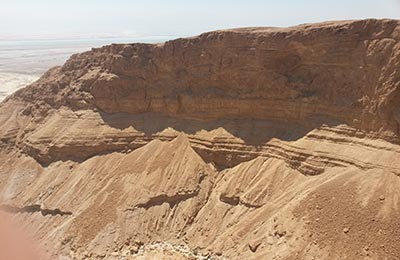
[98,111,343,146]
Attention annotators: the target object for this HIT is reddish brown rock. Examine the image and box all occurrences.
[8,19,400,139]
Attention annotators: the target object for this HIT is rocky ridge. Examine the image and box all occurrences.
[0,19,400,259]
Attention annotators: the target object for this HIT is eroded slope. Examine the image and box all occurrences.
[0,19,400,259]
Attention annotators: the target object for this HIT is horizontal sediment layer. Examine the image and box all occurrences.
[0,19,399,260]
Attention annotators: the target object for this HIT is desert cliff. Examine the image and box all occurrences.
[0,19,400,259]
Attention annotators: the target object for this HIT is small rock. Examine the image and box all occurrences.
[343,227,350,234]
[274,230,286,238]
[248,241,262,253]
[130,245,139,254]
[379,195,385,201]
[134,239,143,246]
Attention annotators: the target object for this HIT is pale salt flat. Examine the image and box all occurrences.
[0,72,40,101]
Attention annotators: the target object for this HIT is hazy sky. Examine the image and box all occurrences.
[0,0,399,39]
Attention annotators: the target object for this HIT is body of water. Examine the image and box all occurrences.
[0,36,174,101]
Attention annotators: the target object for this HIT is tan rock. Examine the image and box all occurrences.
[0,19,399,260]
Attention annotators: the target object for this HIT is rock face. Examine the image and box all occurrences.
[0,19,400,259]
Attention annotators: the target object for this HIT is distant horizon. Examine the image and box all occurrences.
[1,17,399,42]
[0,34,180,42]
[1,0,399,41]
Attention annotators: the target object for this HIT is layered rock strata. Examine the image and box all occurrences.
[0,19,400,259]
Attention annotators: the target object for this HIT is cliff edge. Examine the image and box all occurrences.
[0,19,400,259]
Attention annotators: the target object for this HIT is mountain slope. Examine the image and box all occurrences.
[0,19,399,259]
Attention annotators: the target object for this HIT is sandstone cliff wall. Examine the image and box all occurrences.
[0,19,400,260]
[8,19,400,139]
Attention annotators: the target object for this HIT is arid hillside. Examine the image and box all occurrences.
[0,19,400,259]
